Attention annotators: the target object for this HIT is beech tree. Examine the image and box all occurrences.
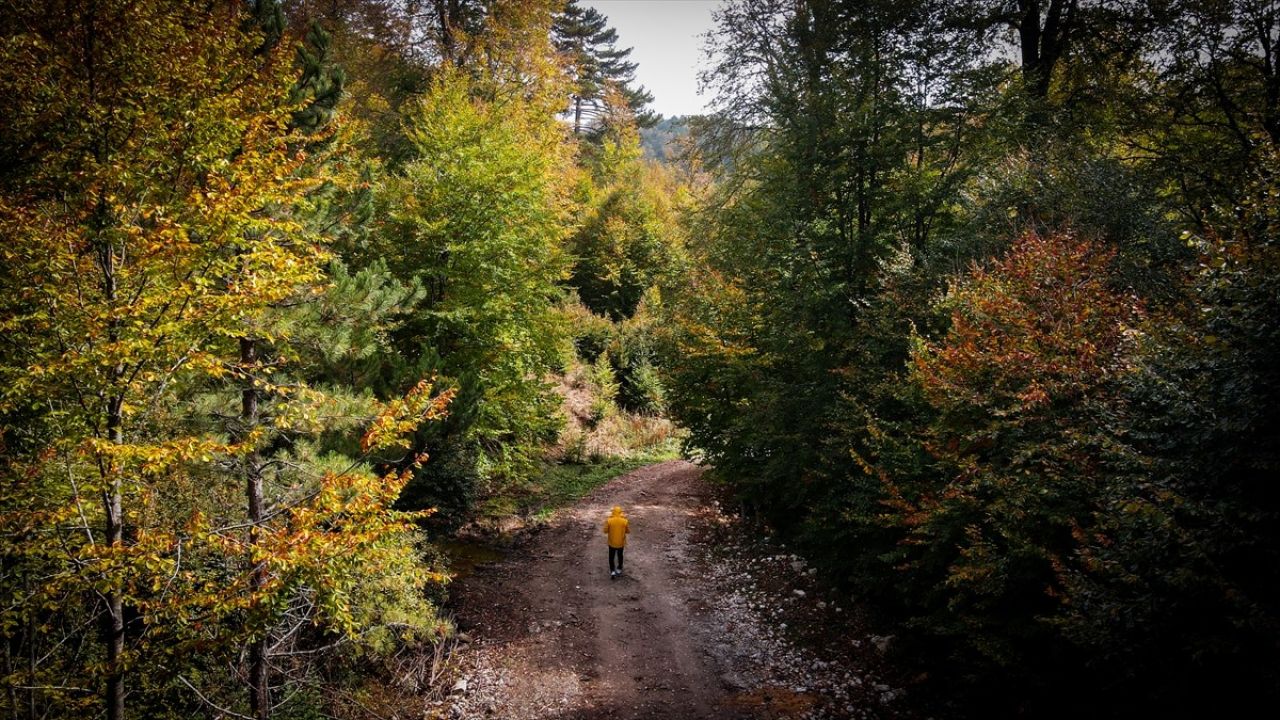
[0,3,451,718]
[0,4,315,715]
[897,232,1142,673]
[375,67,570,510]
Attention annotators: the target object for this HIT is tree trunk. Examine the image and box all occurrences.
[104,417,125,720]
[90,2,126,705]
[241,337,270,720]
[1017,0,1045,100]
[99,227,127,720]
[1016,0,1076,114]
[1260,8,1280,146]
[434,0,465,65]
[103,395,126,720]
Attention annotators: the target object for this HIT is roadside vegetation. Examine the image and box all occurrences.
[662,1,1280,715]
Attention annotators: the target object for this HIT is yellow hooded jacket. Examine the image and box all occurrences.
[603,506,629,548]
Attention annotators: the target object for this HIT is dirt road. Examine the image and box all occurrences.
[446,461,908,720]
[448,461,747,718]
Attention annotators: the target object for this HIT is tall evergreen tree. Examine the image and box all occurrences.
[553,0,656,134]
[289,21,346,134]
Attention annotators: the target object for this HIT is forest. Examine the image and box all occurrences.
[1,0,1278,718]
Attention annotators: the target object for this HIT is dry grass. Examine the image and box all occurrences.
[547,361,681,464]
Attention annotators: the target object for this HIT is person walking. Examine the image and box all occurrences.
[603,505,629,578]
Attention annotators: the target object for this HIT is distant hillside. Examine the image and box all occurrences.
[640,115,693,163]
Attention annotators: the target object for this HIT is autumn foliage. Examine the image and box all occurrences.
[0,2,453,718]
[893,232,1144,668]
[665,0,1280,712]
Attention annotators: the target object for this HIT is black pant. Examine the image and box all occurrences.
[608,546,624,573]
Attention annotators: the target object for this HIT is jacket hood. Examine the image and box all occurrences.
[611,506,623,516]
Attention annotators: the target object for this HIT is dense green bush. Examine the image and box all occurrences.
[565,299,616,362]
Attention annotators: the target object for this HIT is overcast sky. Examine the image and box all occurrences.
[582,0,722,118]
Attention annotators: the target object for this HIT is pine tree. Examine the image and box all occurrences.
[290,21,346,134]
[553,0,656,135]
